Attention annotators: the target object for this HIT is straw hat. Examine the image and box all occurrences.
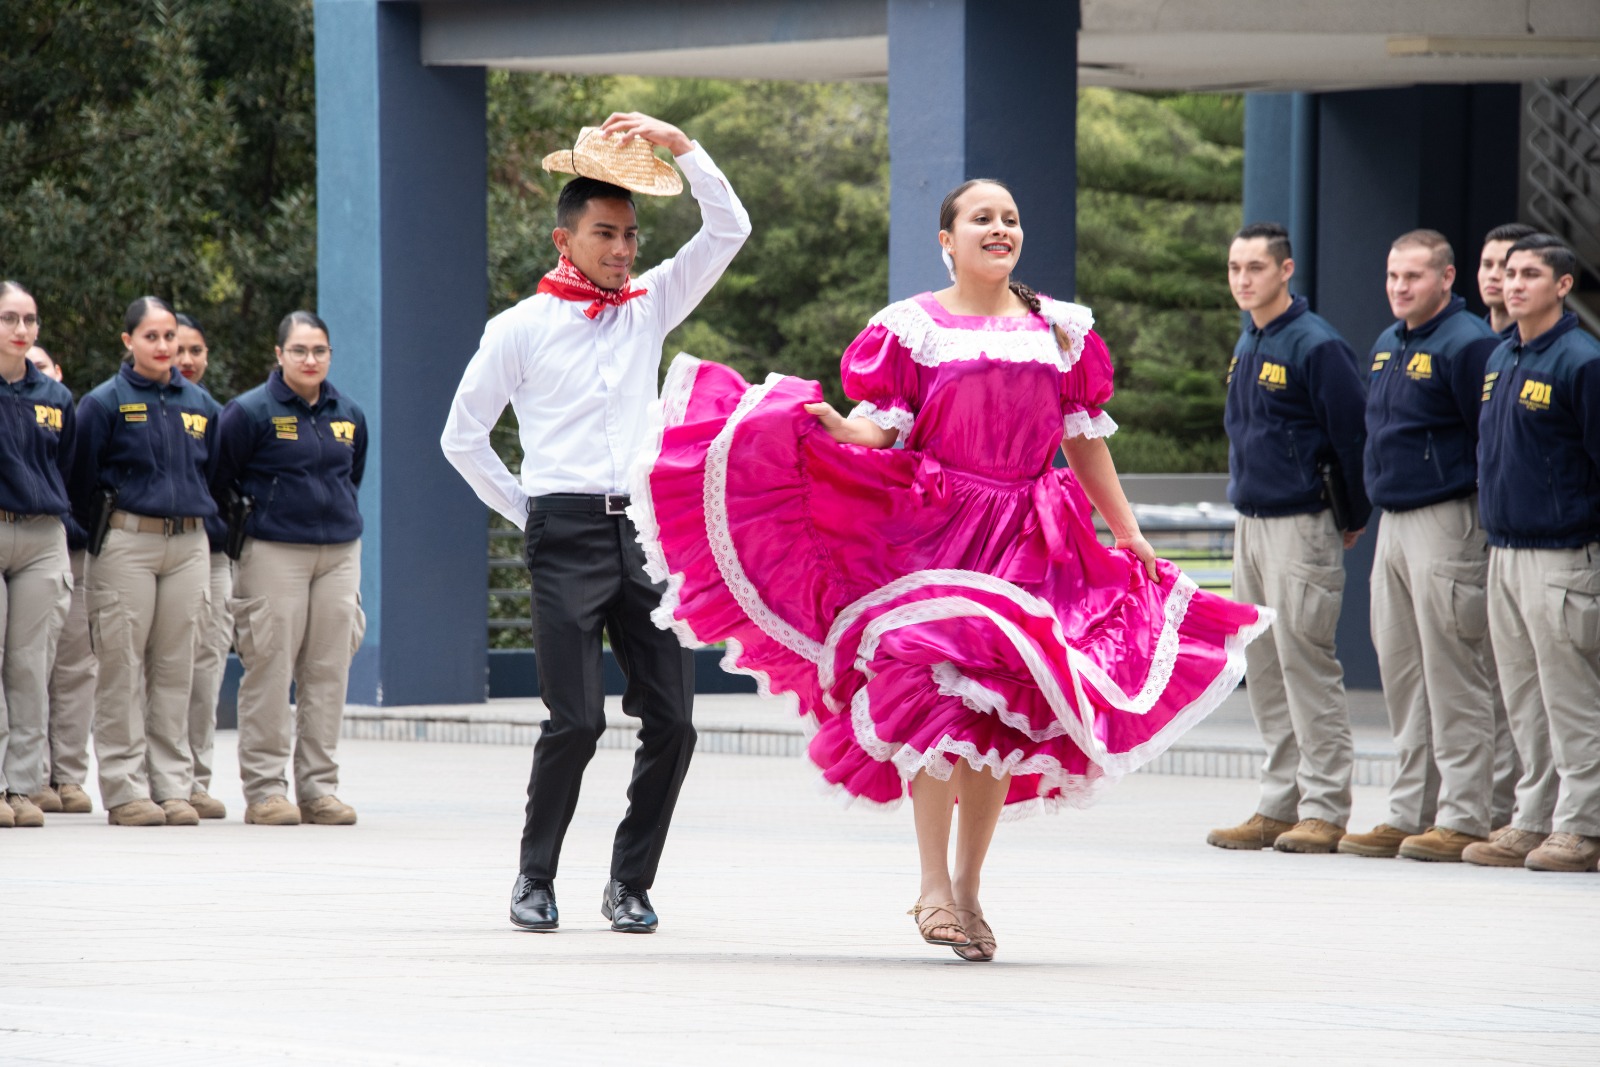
[541,127,683,197]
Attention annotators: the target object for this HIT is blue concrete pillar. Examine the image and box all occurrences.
[316,0,489,704]
[1242,93,1317,299]
[887,0,1080,302]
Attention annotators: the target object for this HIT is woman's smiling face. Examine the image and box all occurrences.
[940,181,1023,285]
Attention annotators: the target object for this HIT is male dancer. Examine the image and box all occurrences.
[442,112,750,932]
[1208,222,1370,854]
[1339,230,1500,862]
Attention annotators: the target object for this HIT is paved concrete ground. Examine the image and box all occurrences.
[4,733,1597,1066]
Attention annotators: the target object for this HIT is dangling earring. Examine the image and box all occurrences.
[941,246,955,282]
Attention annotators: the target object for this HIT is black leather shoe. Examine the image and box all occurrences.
[601,878,658,934]
[510,875,558,932]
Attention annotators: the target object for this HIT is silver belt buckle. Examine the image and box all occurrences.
[604,493,629,516]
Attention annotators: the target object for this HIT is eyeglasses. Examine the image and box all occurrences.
[0,313,40,331]
[283,346,332,362]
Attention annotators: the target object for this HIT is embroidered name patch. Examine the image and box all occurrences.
[1482,371,1498,402]
[1519,378,1552,412]
[273,415,298,440]
[34,405,63,431]
[1371,351,1392,374]
[119,403,146,413]
[1257,361,1288,391]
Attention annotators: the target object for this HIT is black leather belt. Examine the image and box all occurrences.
[530,493,632,516]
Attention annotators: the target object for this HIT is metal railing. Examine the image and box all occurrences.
[1526,77,1600,287]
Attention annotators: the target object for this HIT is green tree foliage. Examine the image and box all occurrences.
[0,0,315,399]
[1076,88,1243,472]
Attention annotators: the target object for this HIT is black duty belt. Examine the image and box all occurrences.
[530,493,632,516]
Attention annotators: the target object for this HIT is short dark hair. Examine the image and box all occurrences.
[124,296,175,334]
[1483,222,1537,246]
[174,313,207,343]
[277,309,329,347]
[1234,222,1292,264]
[1505,233,1578,281]
[556,177,634,230]
[1391,229,1453,270]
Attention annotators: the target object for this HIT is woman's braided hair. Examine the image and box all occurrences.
[938,179,1063,343]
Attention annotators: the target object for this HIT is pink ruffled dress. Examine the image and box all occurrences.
[630,292,1271,815]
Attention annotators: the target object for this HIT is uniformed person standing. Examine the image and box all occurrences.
[0,281,74,829]
[213,311,366,827]
[1208,222,1371,855]
[1473,222,1538,829]
[70,296,219,827]
[1464,234,1600,873]
[1339,231,1502,862]
[173,313,229,820]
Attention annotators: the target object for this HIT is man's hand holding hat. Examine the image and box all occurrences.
[598,112,693,158]
[541,112,691,197]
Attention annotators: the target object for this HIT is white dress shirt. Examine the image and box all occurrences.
[441,144,752,529]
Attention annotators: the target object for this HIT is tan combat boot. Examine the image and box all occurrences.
[1273,818,1345,853]
[245,796,302,825]
[1398,827,1484,862]
[159,798,200,826]
[107,799,167,826]
[56,783,93,813]
[30,786,63,813]
[1207,813,1295,850]
[6,793,45,827]
[0,795,14,828]
[300,795,357,826]
[1337,823,1411,858]
[1462,828,1547,867]
[1524,832,1600,873]
[189,790,227,819]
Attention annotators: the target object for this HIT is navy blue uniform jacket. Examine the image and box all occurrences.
[1364,295,1500,511]
[69,364,220,529]
[1225,296,1372,530]
[212,370,367,545]
[0,361,75,519]
[1479,312,1600,548]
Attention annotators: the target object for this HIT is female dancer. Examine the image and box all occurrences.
[214,311,366,826]
[71,296,219,826]
[633,179,1270,960]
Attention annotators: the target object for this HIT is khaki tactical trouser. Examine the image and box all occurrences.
[232,538,364,805]
[1233,511,1356,826]
[187,551,234,791]
[88,525,208,809]
[1488,544,1600,837]
[0,516,71,796]
[1369,496,1498,837]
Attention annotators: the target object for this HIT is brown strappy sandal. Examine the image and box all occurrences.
[907,900,968,948]
[950,907,996,962]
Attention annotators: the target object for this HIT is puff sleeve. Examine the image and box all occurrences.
[840,321,921,444]
[1061,329,1118,440]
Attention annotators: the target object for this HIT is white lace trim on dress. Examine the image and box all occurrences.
[628,353,704,650]
[841,681,1117,815]
[868,298,1094,371]
[847,400,914,443]
[1062,409,1118,440]
[703,374,826,664]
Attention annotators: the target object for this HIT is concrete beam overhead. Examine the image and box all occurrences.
[413,0,1600,90]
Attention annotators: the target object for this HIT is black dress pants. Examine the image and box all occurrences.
[518,507,696,890]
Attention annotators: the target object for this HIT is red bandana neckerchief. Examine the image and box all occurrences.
[536,256,647,319]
